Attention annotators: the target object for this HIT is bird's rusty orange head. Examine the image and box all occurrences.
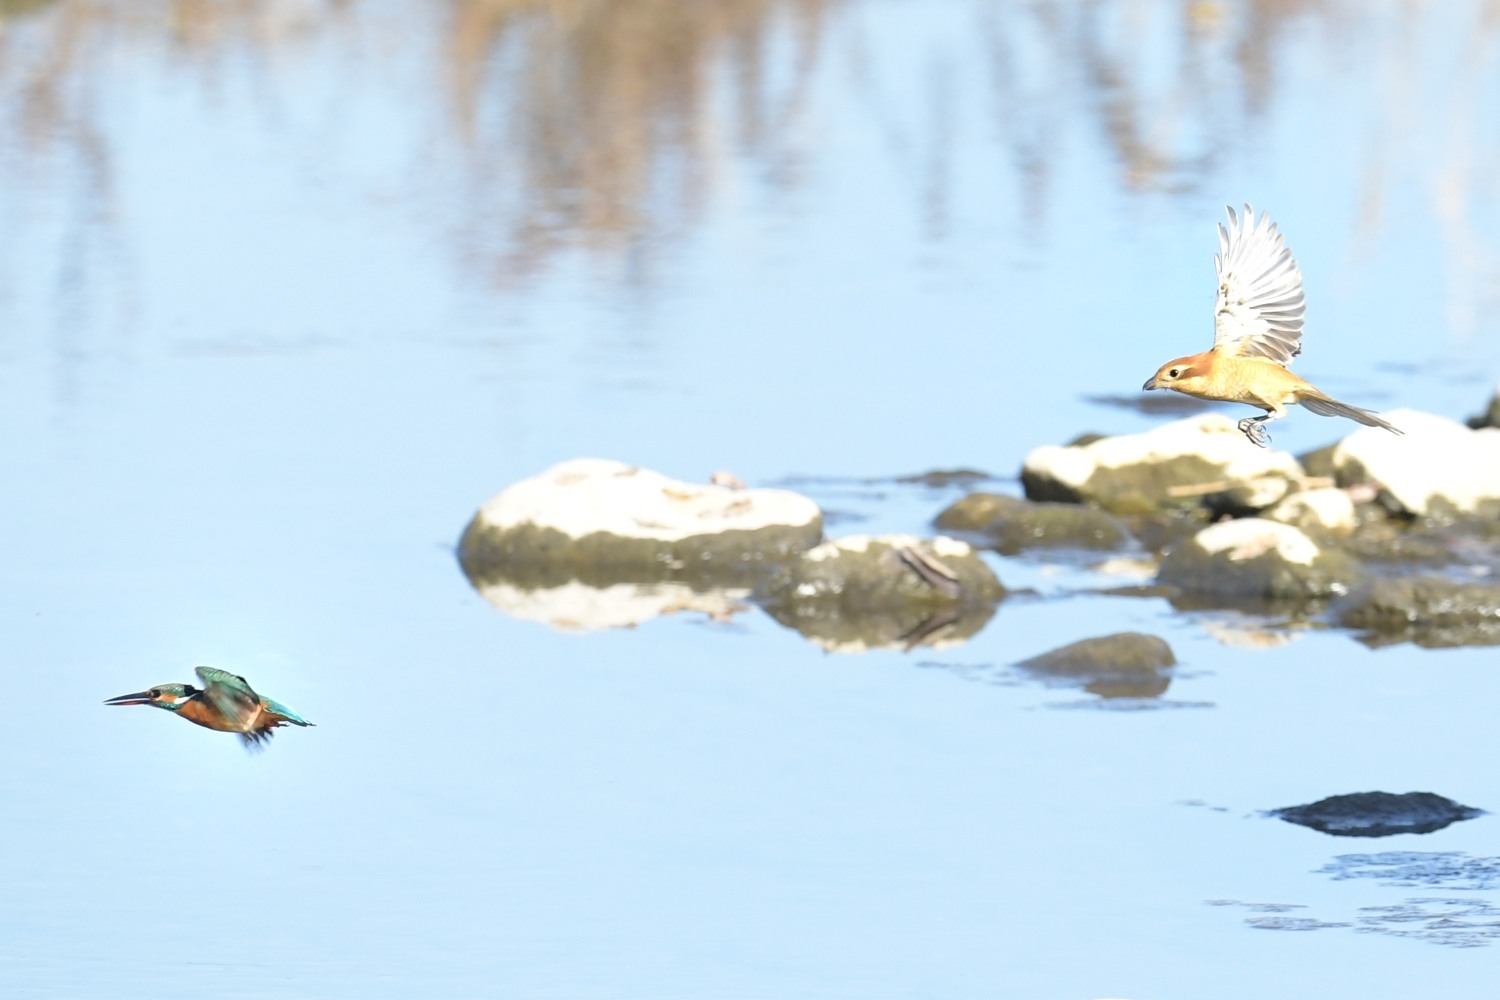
[1142,352,1213,393]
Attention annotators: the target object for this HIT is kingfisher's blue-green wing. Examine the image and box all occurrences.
[194,666,262,726]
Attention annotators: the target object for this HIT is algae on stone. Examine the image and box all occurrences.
[934,492,1130,554]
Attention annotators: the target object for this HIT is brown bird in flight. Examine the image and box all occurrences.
[1142,205,1402,448]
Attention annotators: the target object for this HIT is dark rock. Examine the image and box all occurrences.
[1016,632,1175,698]
[1125,510,1212,555]
[1272,792,1484,837]
[934,492,1130,555]
[1297,442,1339,481]
[1337,576,1500,648]
[1157,518,1363,601]
[1466,383,1500,429]
[1339,521,1472,567]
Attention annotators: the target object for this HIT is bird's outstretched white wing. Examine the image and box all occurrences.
[1212,204,1305,366]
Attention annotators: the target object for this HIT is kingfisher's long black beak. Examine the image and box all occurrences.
[104,691,154,706]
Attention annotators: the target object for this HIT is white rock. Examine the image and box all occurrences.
[473,458,821,540]
[1023,414,1305,510]
[1192,518,1321,566]
[1332,409,1500,516]
[1265,488,1357,533]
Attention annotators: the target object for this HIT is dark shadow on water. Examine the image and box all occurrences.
[1084,393,1229,416]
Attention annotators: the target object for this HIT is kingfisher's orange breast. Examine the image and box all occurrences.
[177,698,256,734]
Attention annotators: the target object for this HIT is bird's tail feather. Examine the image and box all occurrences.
[1299,392,1402,435]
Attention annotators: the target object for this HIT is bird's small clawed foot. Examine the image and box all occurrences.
[1237,417,1271,448]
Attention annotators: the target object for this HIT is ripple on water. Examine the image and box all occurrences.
[1212,852,1500,948]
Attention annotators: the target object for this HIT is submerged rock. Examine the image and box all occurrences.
[758,534,1004,652]
[1332,410,1500,519]
[1021,414,1304,515]
[1337,576,1500,647]
[1157,518,1362,601]
[458,459,823,590]
[1272,792,1484,837]
[933,492,1130,554]
[1015,632,1176,699]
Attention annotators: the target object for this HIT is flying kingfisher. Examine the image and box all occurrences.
[105,666,315,749]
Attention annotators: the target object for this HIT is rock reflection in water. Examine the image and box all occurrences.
[757,534,1006,653]
[473,579,752,632]
[467,570,997,650]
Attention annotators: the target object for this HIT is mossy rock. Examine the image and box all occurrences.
[1337,576,1500,648]
[934,493,1130,555]
[1158,518,1363,602]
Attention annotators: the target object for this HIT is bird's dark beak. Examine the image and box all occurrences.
[104,691,154,706]
[1141,375,1161,391]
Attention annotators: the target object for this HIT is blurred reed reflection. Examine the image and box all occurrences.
[0,0,1497,298]
[440,0,829,286]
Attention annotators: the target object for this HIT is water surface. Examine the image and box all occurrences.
[4,2,1500,996]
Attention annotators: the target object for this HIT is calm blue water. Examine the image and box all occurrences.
[4,2,1500,996]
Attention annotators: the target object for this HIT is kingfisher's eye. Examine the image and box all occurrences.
[148,689,160,698]
[1168,368,1181,378]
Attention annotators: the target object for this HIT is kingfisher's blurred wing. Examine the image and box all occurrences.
[1212,204,1305,366]
[194,666,262,728]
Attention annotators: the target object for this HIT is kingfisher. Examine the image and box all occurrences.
[105,666,315,749]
